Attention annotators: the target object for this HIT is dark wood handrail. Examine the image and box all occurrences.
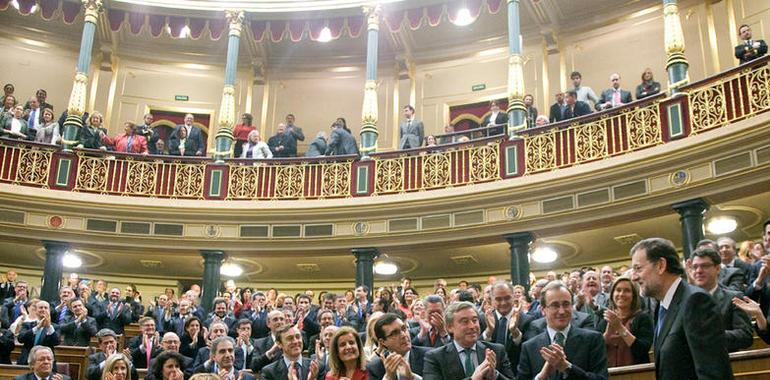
[680,54,770,91]
[371,135,503,159]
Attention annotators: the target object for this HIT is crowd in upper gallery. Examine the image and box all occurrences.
[2,226,770,379]
[0,24,767,161]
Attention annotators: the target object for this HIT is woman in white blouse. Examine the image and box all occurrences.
[240,130,273,159]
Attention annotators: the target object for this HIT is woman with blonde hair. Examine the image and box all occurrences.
[102,353,132,380]
[34,108,60,145]
[326,326,368,380]
[363,311,384,361]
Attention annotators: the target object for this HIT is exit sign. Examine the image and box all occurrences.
[175,95,189,101]
[472,84,486,92]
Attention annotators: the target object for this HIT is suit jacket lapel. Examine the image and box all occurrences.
[276,359,288,379]
[564,327,581,363]
[655,282,684,352]
[475,342,486,368]
[444,344,464,378]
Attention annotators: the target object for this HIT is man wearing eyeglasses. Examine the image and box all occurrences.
[630,238,731,380]
[686,247,752,353]
[517,281,608,380]
[368,313,430,380]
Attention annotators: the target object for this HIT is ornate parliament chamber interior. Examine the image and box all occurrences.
[1,0,770,379]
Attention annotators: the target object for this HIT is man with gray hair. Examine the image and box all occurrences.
[13,346,71,380]
[305,131,328,157]
[717,236,750,292]
[194,336,255,380]
[87,329,139,380]
[192,321,245,372]
[423,301,514,379]
[17,300,59,365]
[412,295,450,348]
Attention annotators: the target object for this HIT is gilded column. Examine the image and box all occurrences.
[61,0,103,152]
[359,6,381,160]
[506,0,527,137]
[663,0,689,93]
[213,10,245,163]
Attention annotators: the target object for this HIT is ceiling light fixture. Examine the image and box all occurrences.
[452,8,475,27]
[531,246,558,264]
[317,27,333,42]
[374,258,398,275]
[706,217,737,235]
[62,253,82,268]
[220,262,243,277]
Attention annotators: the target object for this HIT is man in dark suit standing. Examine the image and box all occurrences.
[0,270,17,301]
[517,281,608,380]
[423,301,514,380]
[630,237,732,380]
[260,324,322,380]
[251,310,287,372]
[2,280,28,328]
[368,313,429,380]
[13,346,71,380]
[735,24,767,64]
[170,114,205,156]
[58,298,98,346]
[548,92,567,123]
[481,282,534,374]
[688,248,753,352]
[399,105,424,150]
[95,288,133,335]
[718,237,751,292]
[192,322,245,372]
[563,90,592,120]
[348,286,372,333]
[325,122,359,156]
[17,301,59,365]
[747,219,770,312]
[87,329,131,380]
[267,124,297,158]
[128,317,162,369]
[203,299,237,334]
[193,336,256,380]
[481,100,509,136]
[411,295,451,348]
[596,73,633,111]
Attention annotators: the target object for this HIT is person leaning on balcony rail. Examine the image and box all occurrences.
[170,114,205,156]
[24,89,53,114]
[635,68,661,100]
[0,94,17,115]
[0,104,29,139]
[169,125,196,156]
[597,73,632,111]
[549,91,567,123]
[535,115,549,128]
[233,113,256,158]
[305,131,328,158]
[437,124,458,145]
[35,108,60,145]
[240,130,272,159]
[76,111,108,151]
[326,121,358,156]
[735,24,767,65]
[563,90,592,120]
[103,122,149,155]
[481,100,508,136]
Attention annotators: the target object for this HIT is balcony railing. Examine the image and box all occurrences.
[1,56,768,201]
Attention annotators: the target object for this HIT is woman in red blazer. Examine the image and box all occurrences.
[104,121,148,154]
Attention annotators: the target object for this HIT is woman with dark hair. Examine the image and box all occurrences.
[336,117,350,134]
[598,277,653,366]
[234,287,253,318]
[635,68,661,100]
[151,351,185,380]
[232,113,255,158]
[179,317,206,359]
[35,108,60,145]
[396,287,418,319]
[326,326,368,380]
[0,94,16,114]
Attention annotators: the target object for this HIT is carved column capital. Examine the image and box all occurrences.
[82,0,103,24]
[363,5,381,31]
[226,10,246,37]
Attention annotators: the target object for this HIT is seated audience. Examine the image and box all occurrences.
[570,71,599,108]
[192,321,245,371]
[76,112,108,150]
[518,281,608,379]
[524,94,538,129]
[326,121,359,156]
[14,346,71,380]
[88,330,122,380]
[326,326,368,380]
[267,124,297,158]
[635,68,661,100]
[597,73,632,111]
[151,351,187,380]
[563,90,592,120]
[170,114,205,156]
[17,300,59,365]
[735,24,767,64]
[733,295,770,344]
[259,324,322,380]
[1,105,29,139]
[481,100,508,136]
[34,108,60,144]
[104,122,149,154]
[101,353,132,380]
[58,298,98,346]
[367,313,429,380]
[240,130,272,159]
[549,92,567,123]
[232,113,256,158]
[179,317,206,360]
[193,336,255,380]
[597,277,652,366]
[305,131,328,158]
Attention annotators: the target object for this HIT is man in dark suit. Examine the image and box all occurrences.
[411,295,451,348]
[13,346,71,380]
[2,280,28,328]
[563,90,592,120]
[245,292,269,339]
[192,322,245,372]
[51,287,76,325]
[688,248,753,352]
[0,326,14,364]
[481,282,535,374]
[17,301,59,365]
[481,100,509,136]
[719,267,746,294]
[549,92,567,123]
[95,288,133,335]
[399,105,424,150]
[295,295,321,347]
[748,219,770,312]
[596,73,633,111]
[203,298,237,334]
[305,131,328,158]
[735,24,767,64]
[630,237,732,379]
[163,298,196,338]
[128,317,162,369]
[718,237,751,292]
[325,122,359,156]
[250,310,286,372]
[267,124,297,158]
[58,298,98,346]
[169,114,206,156]
[87,329,129,380]
[423,301,514,380]
[368,313,429,380]
[193,336,256,380]
[522,310,597,341]
[260,324,323,380]
[347,286,372,333]
[284,113,305,144]
[517,281,608,380]
[145,294,173,334]
[233,319,256,371]
[0,270,16,301]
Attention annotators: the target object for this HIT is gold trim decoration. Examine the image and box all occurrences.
[574,121,607,162]
[747,65,770,115]
[74,154,109,193]
[173,163,205,199]
[67,72,89,117]
[626,104,662,149]
[217,85,236,131]
[15,147,52,187]
[321,162,352,198]
[507,54,526,101]
[525,132,556,173]
[226,164,260,199]
[275,165,305,199]
[374,158,404,194]
[469,145,501,182]
[226,10,245,37]
[421,152,451,189]
[689,84,727,133]
[82,0,103,24]
[125,160,158,196]
[361,80,379,126]
[663,2,688,70]
[352,221,370,236]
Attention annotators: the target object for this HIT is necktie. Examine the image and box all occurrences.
[12,301,22,320]
[496,316,508,345]
[110,303,117,319]
[554,331,566,347]
[463,348,475,377]
[358,303,363,318]
[127,136,134,152]
[655,306,667,340]
[145,339,152,368]
[429,328,437,346]
[59,306,68,321]
[297,313,304,330]
[613,90,621,106]
[34,326,44,345]
[292,362,301,379]
[29,109,36,129]
[242,345,248,370]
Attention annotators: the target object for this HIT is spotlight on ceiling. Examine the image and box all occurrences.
[531,246,558,264]
[706,217,737,235]
[317,27,333,42]
[374,259,398,275]
[62,253,82,269]
[452,8,475,27]
[220,262,243,277]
